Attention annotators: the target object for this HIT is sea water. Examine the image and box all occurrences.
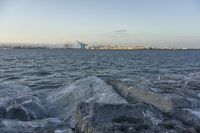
[1,49,200,132]
[1,49,200,90]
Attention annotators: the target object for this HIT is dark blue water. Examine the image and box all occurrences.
[1,49,200,90]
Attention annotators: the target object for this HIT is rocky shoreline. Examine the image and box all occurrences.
[0,76,200,133]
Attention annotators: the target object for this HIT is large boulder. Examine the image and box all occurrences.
[75,102,196,133]
[0,83,32,107]
[107,80,200,113]
[6,106,30,121]
[0,83,48,121]
[107,79,200,132]
[174,108,200,132]
[45,76,127,128]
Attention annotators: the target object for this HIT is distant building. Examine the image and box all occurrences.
[64,42,74,49]
[134,45,145,49]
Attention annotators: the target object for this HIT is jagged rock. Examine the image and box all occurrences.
[7,106,30,121]
[107,79,200,132]
[0,118,73,133]
[75,102,196,133]
[21,97,48,119]
[75,102,157,133]
[174,109,200,132]
[6,98,48,121]
[107,80,200,113]
[158,120,197,133]
[0,83,48,121]
[0,83,32,107]
[45,76,127,128]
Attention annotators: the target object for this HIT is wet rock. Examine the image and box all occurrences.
[107,80,200,113]
[108,80,173,112]
[75,102,154,133]
[6,100,48,121]
[7,106,30,121]
[158,120,197,133]
[45,76,127,128]
[174,109,200,132]
[21,97,48,119]
[75,102,196,133]
[106,79,200,132]
[0,118,73,133]
[0,83,48,121]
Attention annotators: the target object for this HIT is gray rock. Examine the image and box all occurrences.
[1,76,200,133]
[45,76,127,128]
[0,118,73,133]
[21,97,48,119]
[0,83,48,121]
[107,80,200,113]
[75,102,196,133]
[158,120,197,133]
[0,83,32,111]
[6,99,48,121]
[75,102,155,133]
[106,79,200,132]
[6,106,30,121]
[174,109,200,132]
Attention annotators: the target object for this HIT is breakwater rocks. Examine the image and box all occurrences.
[0,76,200,133]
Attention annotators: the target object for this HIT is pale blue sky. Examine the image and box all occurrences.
[0,0,200,48]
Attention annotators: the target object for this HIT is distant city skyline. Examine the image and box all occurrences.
[0,0,200,48]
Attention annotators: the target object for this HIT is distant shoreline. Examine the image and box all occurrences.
[1,47,200,50]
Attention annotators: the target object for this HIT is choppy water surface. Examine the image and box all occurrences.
[1,49,200,90]
[1,49,200,132]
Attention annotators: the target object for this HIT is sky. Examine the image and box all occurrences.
[0,0,200,48]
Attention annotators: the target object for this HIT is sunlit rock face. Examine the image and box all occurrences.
[0,77,127,132]
[45,76,127,127]
[107,79,200,113]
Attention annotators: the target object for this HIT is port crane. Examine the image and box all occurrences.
[77,41,88,49]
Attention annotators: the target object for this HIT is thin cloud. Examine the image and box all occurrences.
[114,30,128,33]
